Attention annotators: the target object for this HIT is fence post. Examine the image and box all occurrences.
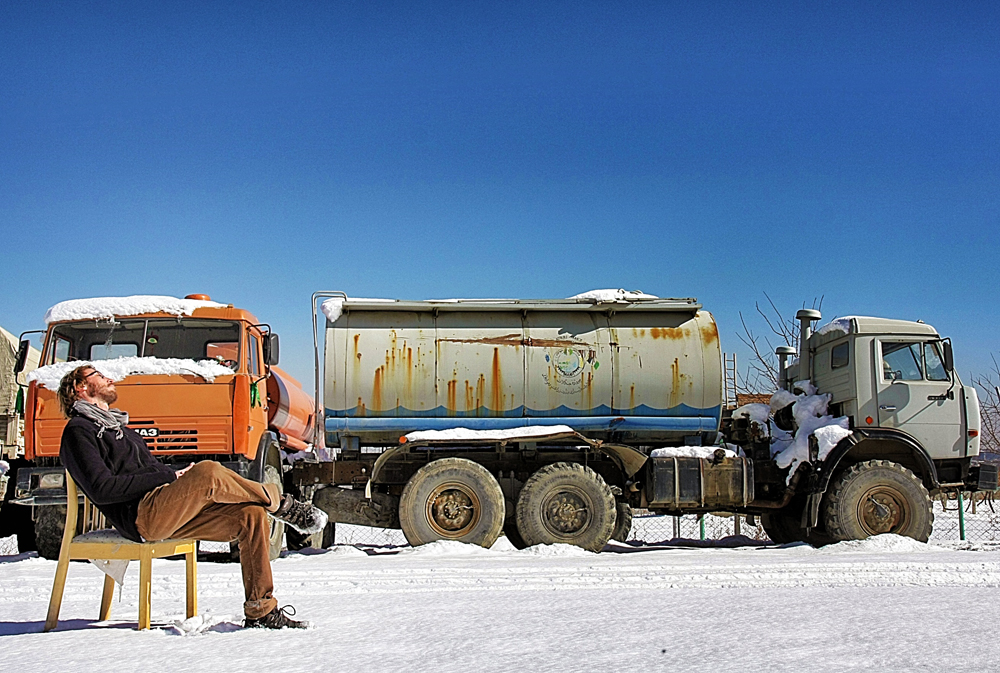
[673,515,681,540]
[958,492,966,541]
[734,514,742,537]
[699,514,706,541]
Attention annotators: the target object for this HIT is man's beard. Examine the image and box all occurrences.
[92,385,118,405]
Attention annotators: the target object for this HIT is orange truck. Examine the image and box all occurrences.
[6,294,317,559]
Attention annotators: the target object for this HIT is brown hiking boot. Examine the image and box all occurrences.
[244,605,310,630]
[272,494,328,535]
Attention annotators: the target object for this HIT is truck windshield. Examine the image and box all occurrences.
[47,319,241,368]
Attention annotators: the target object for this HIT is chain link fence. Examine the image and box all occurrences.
[5,493,1000,557]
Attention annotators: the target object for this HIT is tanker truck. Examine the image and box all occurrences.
[8,295,319,559]
[289,292,996,550]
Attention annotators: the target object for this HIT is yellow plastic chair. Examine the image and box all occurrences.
[44,471,197,631]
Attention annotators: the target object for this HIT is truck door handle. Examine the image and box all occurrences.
[879,405,896,412]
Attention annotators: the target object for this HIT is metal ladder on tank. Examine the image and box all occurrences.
[723,353,738,410]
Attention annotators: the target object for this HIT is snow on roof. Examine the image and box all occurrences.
[815,317,856,337]
[569,289,659,301]
[44,295,226,324]
[320,297,396,324]
[27,356,235,390]
[404,425,576,443]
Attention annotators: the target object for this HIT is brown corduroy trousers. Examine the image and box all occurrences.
[135,461,282,619]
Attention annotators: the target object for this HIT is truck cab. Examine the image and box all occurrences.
[9,295,313,558]
[803,316,979,483]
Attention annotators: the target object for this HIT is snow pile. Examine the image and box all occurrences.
[819,534,945,554]
[519,543,595,557]
[649,446,738,459]
[320,297,396,324]
[770,388,851,480]
[405,425,576,443]
[44,295,225,324]
[396,540,493,557]
[28,357,235,390]
[733,403,771,438]
[570,289,659,301]
[815,317,857,337]
[169,614,243,636]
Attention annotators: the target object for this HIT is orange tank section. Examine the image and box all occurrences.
[266,367,315,451]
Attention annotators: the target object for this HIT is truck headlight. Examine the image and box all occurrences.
[39,473,64,489]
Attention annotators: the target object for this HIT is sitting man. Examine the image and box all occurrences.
[57,364,326,629]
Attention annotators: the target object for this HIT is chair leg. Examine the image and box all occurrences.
[138,548,152,630]
[185,548,198,619]
[99,573,115,621]
[43,553,72,632]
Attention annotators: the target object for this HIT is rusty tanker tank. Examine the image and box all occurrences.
[321,296,723,447]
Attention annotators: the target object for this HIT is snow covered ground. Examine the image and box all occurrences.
[3,534,1000,672]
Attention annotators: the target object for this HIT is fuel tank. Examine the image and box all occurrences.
[266,367,314,451]
[323,297,723,447]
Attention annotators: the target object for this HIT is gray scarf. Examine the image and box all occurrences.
[72,401,129,440]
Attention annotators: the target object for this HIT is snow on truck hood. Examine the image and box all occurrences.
[28,356,235,390]
[44,295,226,324]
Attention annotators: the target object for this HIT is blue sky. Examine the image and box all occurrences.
[1,2,997,391]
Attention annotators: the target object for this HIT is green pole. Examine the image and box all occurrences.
[958,492,966,541]
[699,514,706,541]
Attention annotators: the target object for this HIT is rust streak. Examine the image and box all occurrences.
[629,384,635,411]
[465,380,474,411]
[435,334,582,349]
[650,327,687,340]
[447,379,457,414]
[373,367,383,412]
[356,397,365,416]
[699,319,720,345]
[491,348,503,412]
[669,358,681,408]
[476,374,485,416]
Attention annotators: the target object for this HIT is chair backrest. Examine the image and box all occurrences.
[63,471,107,539]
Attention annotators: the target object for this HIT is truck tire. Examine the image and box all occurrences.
[503,520,528,550]
[822,460,933,542]
[263,464,285,560]
[515,462,616,552]
[35,504,67,560]
[287,521,336,550]
[399,458,505,548]
[611,502,633,543]
[760,507,802,544]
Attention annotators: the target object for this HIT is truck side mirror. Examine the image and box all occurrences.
[14,339,29,374]
[942,341,954,372]
[263,333,280,366]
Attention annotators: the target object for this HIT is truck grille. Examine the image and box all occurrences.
[131,418,231,454]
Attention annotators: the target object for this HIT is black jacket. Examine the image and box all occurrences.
[59,413,176,542]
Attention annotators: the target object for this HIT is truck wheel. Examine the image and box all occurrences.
[399,458,505,548]
[287,521,336,550]
[263,464,285,560]
[822,460,933,542]
[35,505,67,560]
[611,502,633,543]
[515,462,616,552]
[760,506,803,544]
[503,520,528,549]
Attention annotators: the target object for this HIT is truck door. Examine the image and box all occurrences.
[874,339,964,458]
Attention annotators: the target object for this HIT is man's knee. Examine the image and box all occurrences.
[189,460,227,478]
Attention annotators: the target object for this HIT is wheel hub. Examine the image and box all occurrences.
[858,487,908,535]
[426,482,481,538]
[542,489,591,537]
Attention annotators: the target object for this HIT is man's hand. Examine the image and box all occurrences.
[174,462,196,478]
